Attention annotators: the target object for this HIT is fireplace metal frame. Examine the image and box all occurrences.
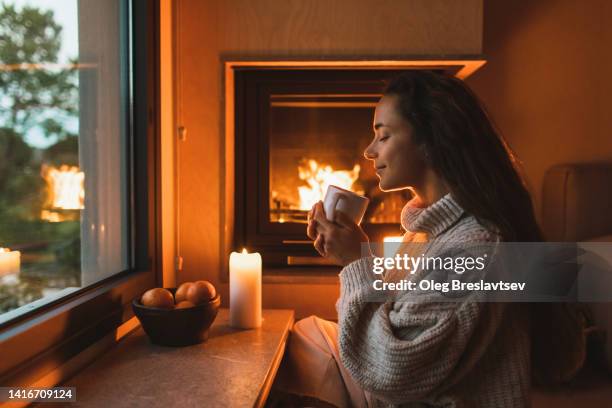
[222,59,486,272]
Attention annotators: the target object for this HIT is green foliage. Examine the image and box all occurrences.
[0,3,78,138]
[0,3,79,222]
[43,134,78,166]
[0,3,82,312]
[0,127,43,220]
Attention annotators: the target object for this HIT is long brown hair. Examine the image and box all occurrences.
[385,72,587,385]
[384,71,542,242]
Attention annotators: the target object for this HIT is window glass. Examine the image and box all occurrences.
[0,0,128,323]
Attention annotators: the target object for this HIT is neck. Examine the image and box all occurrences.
[412,170,449,207]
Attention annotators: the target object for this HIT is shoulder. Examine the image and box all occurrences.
[439,213,502,243]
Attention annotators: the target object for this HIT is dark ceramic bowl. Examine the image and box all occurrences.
[132,288,221,347]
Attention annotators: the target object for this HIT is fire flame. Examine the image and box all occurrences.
[41,165,84,221]
[297,159,361,210]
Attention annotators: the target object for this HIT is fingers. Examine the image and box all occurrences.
[313,202,334,231]
[307,205,319,240]
[307,205,315,223]
[313,234,326,256]
[306,220,317,240]
[315,201,327,219]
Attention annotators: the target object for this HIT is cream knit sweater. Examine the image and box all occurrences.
[337,194,530,407]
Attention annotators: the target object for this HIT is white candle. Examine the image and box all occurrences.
[229,249,262,328]
[0,248,21,277]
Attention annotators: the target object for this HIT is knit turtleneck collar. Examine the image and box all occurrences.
[400,193,465,237]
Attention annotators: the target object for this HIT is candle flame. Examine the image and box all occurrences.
[242,248,248,254]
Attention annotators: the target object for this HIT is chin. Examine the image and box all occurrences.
[378,178,410,193]
[378,182,392,192]
[378,179,404,192]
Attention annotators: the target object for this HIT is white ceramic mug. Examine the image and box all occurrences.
[323,185,370,225]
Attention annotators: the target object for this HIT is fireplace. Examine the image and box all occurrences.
[226,61,484,269]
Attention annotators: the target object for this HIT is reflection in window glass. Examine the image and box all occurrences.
[0,0,128,323]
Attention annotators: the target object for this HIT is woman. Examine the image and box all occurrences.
[275,71,581,408]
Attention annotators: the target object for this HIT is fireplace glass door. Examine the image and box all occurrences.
[269,94,409,225]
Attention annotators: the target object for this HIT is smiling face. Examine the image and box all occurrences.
[364,94,429,192]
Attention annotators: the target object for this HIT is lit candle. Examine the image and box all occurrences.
[0,248,21,277]
[229,249,262,328]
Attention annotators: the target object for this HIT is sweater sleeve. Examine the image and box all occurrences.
[336,256,507,404]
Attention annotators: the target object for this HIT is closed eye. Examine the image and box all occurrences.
[379,135,390,142]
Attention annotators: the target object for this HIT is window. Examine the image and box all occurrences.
[0,0,158,386]
[0,0,129,322]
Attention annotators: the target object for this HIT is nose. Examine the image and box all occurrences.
[364,140,377,160]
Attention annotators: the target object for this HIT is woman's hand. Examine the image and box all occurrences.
[307,201,370,266]
[306,203,325,254]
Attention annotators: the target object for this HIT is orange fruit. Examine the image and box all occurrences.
[175,282,194,303]
[175,300,196,309]
[141,288,174,309]
[186,280,216,305]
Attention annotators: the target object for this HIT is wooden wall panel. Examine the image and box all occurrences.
[216,0,482,55]
[467,0,612,220]
[175,0,221,285]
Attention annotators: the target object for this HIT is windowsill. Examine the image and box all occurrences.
[0,269,155,388]
[62,309,294,407]
[0,287,80,326]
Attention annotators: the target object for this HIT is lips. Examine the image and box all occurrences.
[375,165,386,175]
